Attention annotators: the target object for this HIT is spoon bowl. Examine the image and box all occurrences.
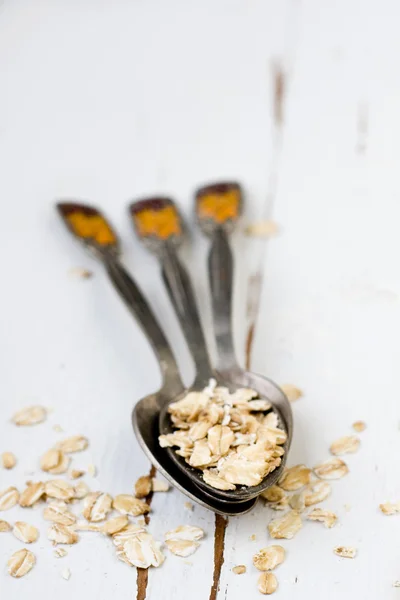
[133,390,258,513]
[158,370,291,502]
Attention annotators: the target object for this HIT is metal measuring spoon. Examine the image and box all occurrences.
[195,182,294,498]
[129,196,292,502]
[129,198,237,504]
[56,201,256,515]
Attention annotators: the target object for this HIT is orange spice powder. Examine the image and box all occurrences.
[66,211,116,246]
[134,206,181,239]
[197,188,240,223]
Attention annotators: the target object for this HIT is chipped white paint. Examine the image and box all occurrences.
[0,1,399,599]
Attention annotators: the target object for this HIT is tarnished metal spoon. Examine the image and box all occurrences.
[196,182,293,490]
[56,201,256,515]
[129,195,292,502]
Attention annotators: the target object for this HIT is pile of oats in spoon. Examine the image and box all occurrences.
[159,380,286,491]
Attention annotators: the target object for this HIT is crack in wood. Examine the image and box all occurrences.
[245,322,255,370]
[209,514,228,600]
[136,464,156,600]
[136,568,149,600]
[244,63,288,372]
[272,61,286,128]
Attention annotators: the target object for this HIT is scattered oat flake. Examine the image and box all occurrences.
[48,523,78,545]
[245,220,280,238]
[253,545,285,571]
[152,478,169,492]
[87,464,97,477]
[279,465,311,491]
[40,449,70,474]
[112,523,146,547]
[289,492,306,512]
[260,486,286,503]
[250,534,257,541]
[13,405,47,426]
[116,547,132,566]
[45,480,74,502]
[334,546,357,558]
[393,581,400,588]
[268,511,302,540]
[268,497,289,511]
[0,486,19,511]
[313,458,349,480]
[0,519,11,532]
[232,565,246,574]
[13,522,39,543]
[165,525,204,557]
[75,521,103,532]
[280,384,303,402]
[74,481,90,499]
[352,421,366,432]
[2,452,16,469]
[379,502,400,515]
[135,475,152,498]
[184,502,193,511]
[258,571,278,595]
[122,532,165,568]
[19,481,45,507]
[53,424,64,433]
[68,267,93,279]
[304,481,331,506]
[56,435,89,453]
[330,435,360,456]
[40,449,59,471]
[83,492,112,522]
[61,568,71,580]
[54,547,68,558]
[165,525,204,542]
[308,508,337,528]
[165,539,200,558]
[70,469,85,479]
[8,549,36,578]
[44,502,76,526]
[113,494,150,517]
[103,515,129,535]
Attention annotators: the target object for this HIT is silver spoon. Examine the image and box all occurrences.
[56,201,256,515]
[195,182,293,497]
[129,195,292,502]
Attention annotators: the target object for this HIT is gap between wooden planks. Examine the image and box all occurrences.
[136,465,156,600]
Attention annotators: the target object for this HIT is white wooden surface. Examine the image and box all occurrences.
[0,1,400,598]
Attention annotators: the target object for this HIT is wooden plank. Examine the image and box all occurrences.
[0,1,399,599]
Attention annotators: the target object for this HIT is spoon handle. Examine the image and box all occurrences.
[102,253,183,392]
[208,227,238,372]
[161,242,214,386]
